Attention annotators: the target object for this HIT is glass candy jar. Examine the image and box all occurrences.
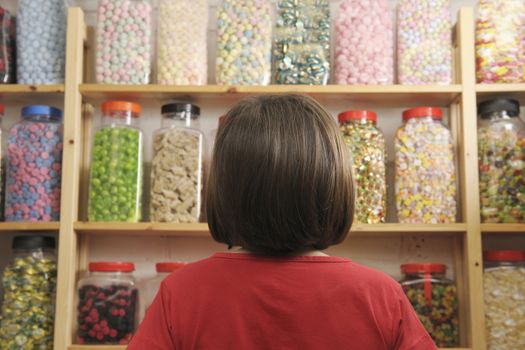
[0,236,57,349]
[76,262,138,345]
[395,107,457,223]
[150,103,204,223]
[483,250,525,350]
[478,99,525,223]
[338,110,386,223]
[399,263,459,347]
[143,262,187,317]
[88,101,144,222]
[5,105,64,221]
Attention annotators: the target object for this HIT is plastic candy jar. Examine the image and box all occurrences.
[273,0,331,85]
[483,250,525,350]
[5,105,64,221]
[334,0,393,85]
[399,263,459,347]
[478,99,525,223]
[395,107,456,224]
[76,262,138,345]
[88,101,143,222]
[216,0,272,85]
[0,236,57,349]
[338,110,386,223]
[157,0,208,85]
[150,103,204,223]
[397,0,453,85]
[17,0,67,84]
[95,0,153,84]
[476,0,525,84]
[0,5,15,83]
[143,262,187,316]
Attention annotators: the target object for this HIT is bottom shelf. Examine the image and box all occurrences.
[68,346,472,350]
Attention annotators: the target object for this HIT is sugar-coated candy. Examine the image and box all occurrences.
[335,0,393,85]
[96,0,152,84]
[274,0,331,85]
[157,0,207,85]
[5,106,63,222]
[17,0,67,85]
[395,108,456,224]
[0,6,15,83]
[397,0,452,85]
[216,0,272,85]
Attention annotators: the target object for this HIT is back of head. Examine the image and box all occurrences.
[207,94,354,256]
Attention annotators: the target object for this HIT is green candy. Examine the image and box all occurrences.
[88,126,143,222]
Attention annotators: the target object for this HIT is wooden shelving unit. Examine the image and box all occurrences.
[0,84,65,95]
[481,224,525,234]
[0,221,60,231]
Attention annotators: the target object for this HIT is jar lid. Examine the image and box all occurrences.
[484,250,525,262]
[402,107,443,121]
[478,98,520,118]
[162,103,200,117]
[102,101,141,116]
[156,262,187,273]
[22,105,63,121]
[0,104,4,115]
[401,263,447,274]
[13,236,55,250]
[338,110,377,124]
[89,262,135,272]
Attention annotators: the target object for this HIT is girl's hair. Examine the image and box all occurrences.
[206,94,354,256]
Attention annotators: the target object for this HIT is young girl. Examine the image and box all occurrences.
[128,95,437,350]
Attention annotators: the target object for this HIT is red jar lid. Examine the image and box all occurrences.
[102,101,141,116]
[402,107,443,121]
[484,250,525,262]
[338,110,377,124]
[89,262,135,273]
[401,263,447,274]
[156,262,187,273]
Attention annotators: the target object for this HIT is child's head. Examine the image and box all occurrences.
[207,94,354,256]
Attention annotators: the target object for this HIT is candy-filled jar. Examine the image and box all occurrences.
[478,99,525,223]
[399,263,459,347]
[150,103,204,223]
[0,236,57,349]
[95,0,153,84]
[483,250,525,350]
[88,101,143,222]
[5,105,63,221]
[395,107,456,223]
[143,262,187,318]
[216,0,272,85]
[157,0,208,85]
[476,0,525,84]
[0,5,15,83]
[397,0,452,85]
[76,262,138,345]
[17,0,67,84]
[338,110,386,223]
[334,0,393,85]
[274,0,331,85]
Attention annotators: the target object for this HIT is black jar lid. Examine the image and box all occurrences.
[161,103,200,117]
[13,236,56,250]
[478,98,520,118]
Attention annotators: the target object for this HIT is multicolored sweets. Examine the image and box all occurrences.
[395,107,456,224]
[399,263,459,347]
[17,0,67,84]
[339,110,386,224]
[5,105,63,221]
[216,0,272,85]
[334,0,393,85]
[0,236,57,350]
[0,6,15,83]
[88,101,143,222]
[96,0,152,84]
[397,0,452,85]
[476,0,525,84]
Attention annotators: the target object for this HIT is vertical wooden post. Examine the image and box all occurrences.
[53,8,86,350]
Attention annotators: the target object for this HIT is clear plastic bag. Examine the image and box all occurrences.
[0,6,15,83]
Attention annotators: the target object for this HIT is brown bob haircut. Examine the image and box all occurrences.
[206,94,354,256]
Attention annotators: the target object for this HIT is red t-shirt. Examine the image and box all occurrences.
[128,253,437,350]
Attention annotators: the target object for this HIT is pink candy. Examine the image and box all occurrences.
[335,0,394,85]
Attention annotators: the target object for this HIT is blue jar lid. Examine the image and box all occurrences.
[22,105,63,121]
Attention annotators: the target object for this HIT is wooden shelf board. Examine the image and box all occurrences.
[0,84,65,96]
[476,83,525,104]
[481,223,525,234]
[0,221,60,231]
[67,346,470,350]
[80,84,462,107]
[350,223,467,235]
